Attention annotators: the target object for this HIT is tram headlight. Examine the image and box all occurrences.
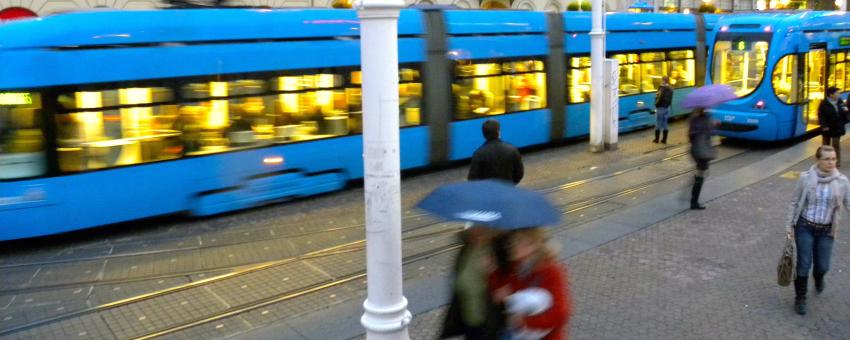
[264,156,284,165]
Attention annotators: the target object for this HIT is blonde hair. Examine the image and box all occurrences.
[511,227,558,260]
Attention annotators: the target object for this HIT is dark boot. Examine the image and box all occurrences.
[661,130,668,144]
[814,271,826,294]
[653,130,660,143]
[794,276,808,315]
[690,176,706,210]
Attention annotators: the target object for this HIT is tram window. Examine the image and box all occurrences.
[399,67,422,127]
[640,52,667,93]
[829,52,846,92]
[771,54,798,104]
[454,59,545,119]
[0,92,46,179]
[712,37,769,97]
[58,87,173,109]
[504,60,546,112]
[844,52,850,90]
[668,50,695,88]
[183,79,268,99]
[612,53,640,96]
[454,62,505,118]
[568,56,591,103]
[56,98,182,172]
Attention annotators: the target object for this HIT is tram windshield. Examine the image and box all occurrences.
[712,32,771,98]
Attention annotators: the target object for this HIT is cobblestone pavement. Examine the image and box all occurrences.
[404,160,850,340]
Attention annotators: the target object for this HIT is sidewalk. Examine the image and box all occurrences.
[401,139,850,339]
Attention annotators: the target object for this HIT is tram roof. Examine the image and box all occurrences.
[0,8,426,50]
[716,11,850,33]
[562,12,696,33]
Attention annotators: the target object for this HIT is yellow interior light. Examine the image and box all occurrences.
[76,91,102,109]
[208,82,228,129]
[119,88,153,137]
[75,92,103,141]
[0,92,32,105]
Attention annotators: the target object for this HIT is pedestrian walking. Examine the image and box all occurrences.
[786,145,850,315]
[468,119,524,185]
[440,225,506,339]
[688,108,716,210]
[818,86,849,166]
[653,76,673,144]
[489,227,571,340]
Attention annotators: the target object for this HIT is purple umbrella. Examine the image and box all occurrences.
[682,84,738,109]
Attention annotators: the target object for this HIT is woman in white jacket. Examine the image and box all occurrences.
[786,145,850,315]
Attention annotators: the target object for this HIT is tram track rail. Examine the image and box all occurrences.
[0,145,732,297]
[0,143,750,338]
[0,146,697,272]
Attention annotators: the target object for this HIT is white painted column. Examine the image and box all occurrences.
[356,0,412,339]
[589,0,607,152]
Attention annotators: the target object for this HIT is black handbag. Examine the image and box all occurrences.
[777,238,795,287]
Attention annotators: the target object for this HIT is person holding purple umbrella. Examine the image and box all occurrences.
[682,84,736,210]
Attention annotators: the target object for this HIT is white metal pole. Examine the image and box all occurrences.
[356,0,412,339]
[589,0,606,152]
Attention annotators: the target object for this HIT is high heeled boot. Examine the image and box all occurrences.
[814,271,826,294]
[661,130,668,144]
[653,130,660,143]
[690,176,706,210]
[794,276,808,315]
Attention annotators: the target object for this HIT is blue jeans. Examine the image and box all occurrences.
[655,107,669,130]
[795,218,835,277]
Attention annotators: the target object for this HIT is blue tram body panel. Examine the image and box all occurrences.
[448,110,550,161]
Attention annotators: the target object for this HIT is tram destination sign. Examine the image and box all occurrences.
[841,36,850,47]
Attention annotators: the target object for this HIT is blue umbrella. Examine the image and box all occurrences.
[682,84,738,109]
[416,180,561,230]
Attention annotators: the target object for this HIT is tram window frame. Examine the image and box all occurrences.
[49,64,425,174]
[451,57,548,121]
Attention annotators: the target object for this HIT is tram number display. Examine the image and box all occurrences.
[841,36,850,47]
[0,92,32,105]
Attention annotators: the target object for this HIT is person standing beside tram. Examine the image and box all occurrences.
[818,86,849,166]
[653,76,673,144]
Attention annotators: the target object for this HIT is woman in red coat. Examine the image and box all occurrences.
[489,227,572,339]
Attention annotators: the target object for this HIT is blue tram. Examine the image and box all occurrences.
[708,11,850,141]
[0,9,710,240]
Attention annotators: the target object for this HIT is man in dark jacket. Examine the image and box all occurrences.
[818,86,849,165]
[468,119,524,184]
[653,76,673,144]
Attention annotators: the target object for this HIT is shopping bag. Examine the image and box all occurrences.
[777,238,795,287]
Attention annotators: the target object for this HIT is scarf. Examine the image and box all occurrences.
[807,164,845,216]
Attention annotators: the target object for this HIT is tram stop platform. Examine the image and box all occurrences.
[1,121,849,339]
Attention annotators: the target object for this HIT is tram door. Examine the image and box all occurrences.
[801,46,827,131]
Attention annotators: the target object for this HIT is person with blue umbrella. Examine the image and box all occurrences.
[420,180,571,339]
